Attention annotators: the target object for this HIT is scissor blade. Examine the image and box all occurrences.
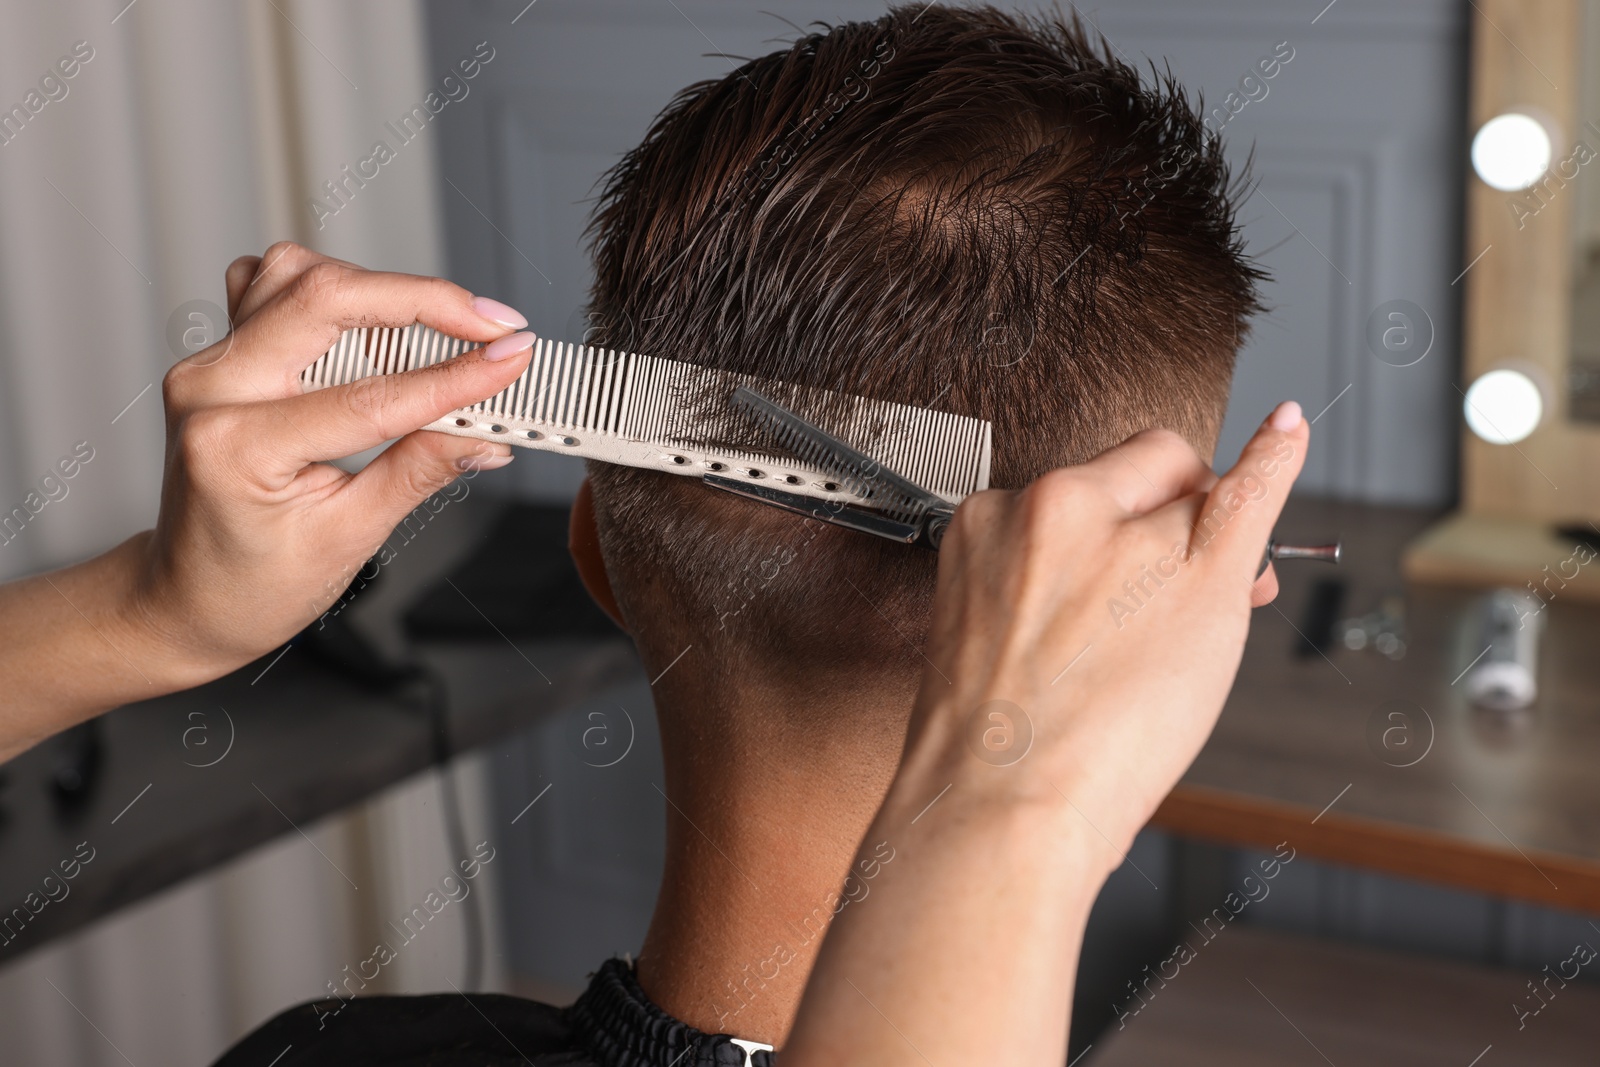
[728,386,939,526]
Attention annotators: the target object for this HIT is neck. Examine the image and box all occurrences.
[633,671,914,1048]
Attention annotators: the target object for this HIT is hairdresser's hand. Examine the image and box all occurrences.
[914,404,1305,854]
[0,243,533,760]
[144,242,538,672]
[785,404,1309,1067]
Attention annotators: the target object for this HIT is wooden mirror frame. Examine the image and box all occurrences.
[1402,0,1600,598]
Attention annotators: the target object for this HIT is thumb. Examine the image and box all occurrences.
[1189,401,1309,579]
[343,429,513,541]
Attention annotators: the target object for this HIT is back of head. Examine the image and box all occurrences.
[583,4,1262,697]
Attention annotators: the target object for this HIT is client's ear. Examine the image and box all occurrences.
[569,477,629,634]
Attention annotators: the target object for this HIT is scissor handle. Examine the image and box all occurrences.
[1257,538,1342,578]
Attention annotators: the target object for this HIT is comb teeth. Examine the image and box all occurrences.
[299,324,993,509]
[729,387,935,526]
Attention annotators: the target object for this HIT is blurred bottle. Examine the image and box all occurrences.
[1464,589,1543,712]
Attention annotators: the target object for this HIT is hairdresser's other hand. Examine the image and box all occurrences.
[0,244,534,759]
[785,405,1308,1067]
[143,243,536,675]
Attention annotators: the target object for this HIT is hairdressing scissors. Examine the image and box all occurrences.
[706,386,1340,577]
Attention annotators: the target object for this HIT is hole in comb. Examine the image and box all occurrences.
[490,424,507,434]
[705,461,727,472]
[669,455,687,465]
[822,481,840,492]
[559,435,579,446]
[454,418,471,428]
[525,430,542,441]
[745,468,765,479]
[783,474,801,485]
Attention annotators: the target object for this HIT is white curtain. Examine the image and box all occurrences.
[0,2,507,1063]
[0,0,450,578]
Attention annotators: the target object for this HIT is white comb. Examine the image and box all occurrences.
[300,325,992,508]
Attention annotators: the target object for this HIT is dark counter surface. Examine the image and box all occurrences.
[0,489,638,961]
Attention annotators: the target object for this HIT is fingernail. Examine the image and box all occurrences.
[457,453,514,472]
[472,296,529,330]
[1268,401,1303,432]
[484,331,535,361]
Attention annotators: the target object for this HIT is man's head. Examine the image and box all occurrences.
[576,4,1263,701]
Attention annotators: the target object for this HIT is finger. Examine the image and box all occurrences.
[1250,562,1279,607]
[242,333,536,474]
[1187,402,1309,575]
[236,262,527,389]
[1075,427,1216,515]
[342,430,512,537]
[226,256,260,323]
[235,242,364,324]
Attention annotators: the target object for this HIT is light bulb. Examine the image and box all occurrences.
[1463,368,1544,444]
[1470,113,1553,192]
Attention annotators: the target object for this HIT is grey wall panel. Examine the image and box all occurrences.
[429,0,1466,506]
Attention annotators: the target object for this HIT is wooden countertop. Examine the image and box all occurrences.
[1087,925,1600,1066]
[1155,495,1600,913]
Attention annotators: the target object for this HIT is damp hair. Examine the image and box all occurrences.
[578,3,1265,692]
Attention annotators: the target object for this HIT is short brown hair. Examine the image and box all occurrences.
[582,4,1262,687]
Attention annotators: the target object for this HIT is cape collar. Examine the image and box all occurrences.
[569,958,777,1067]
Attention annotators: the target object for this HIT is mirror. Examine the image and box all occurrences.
[1403,0,1600,599]
[1570,4,1600,422]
